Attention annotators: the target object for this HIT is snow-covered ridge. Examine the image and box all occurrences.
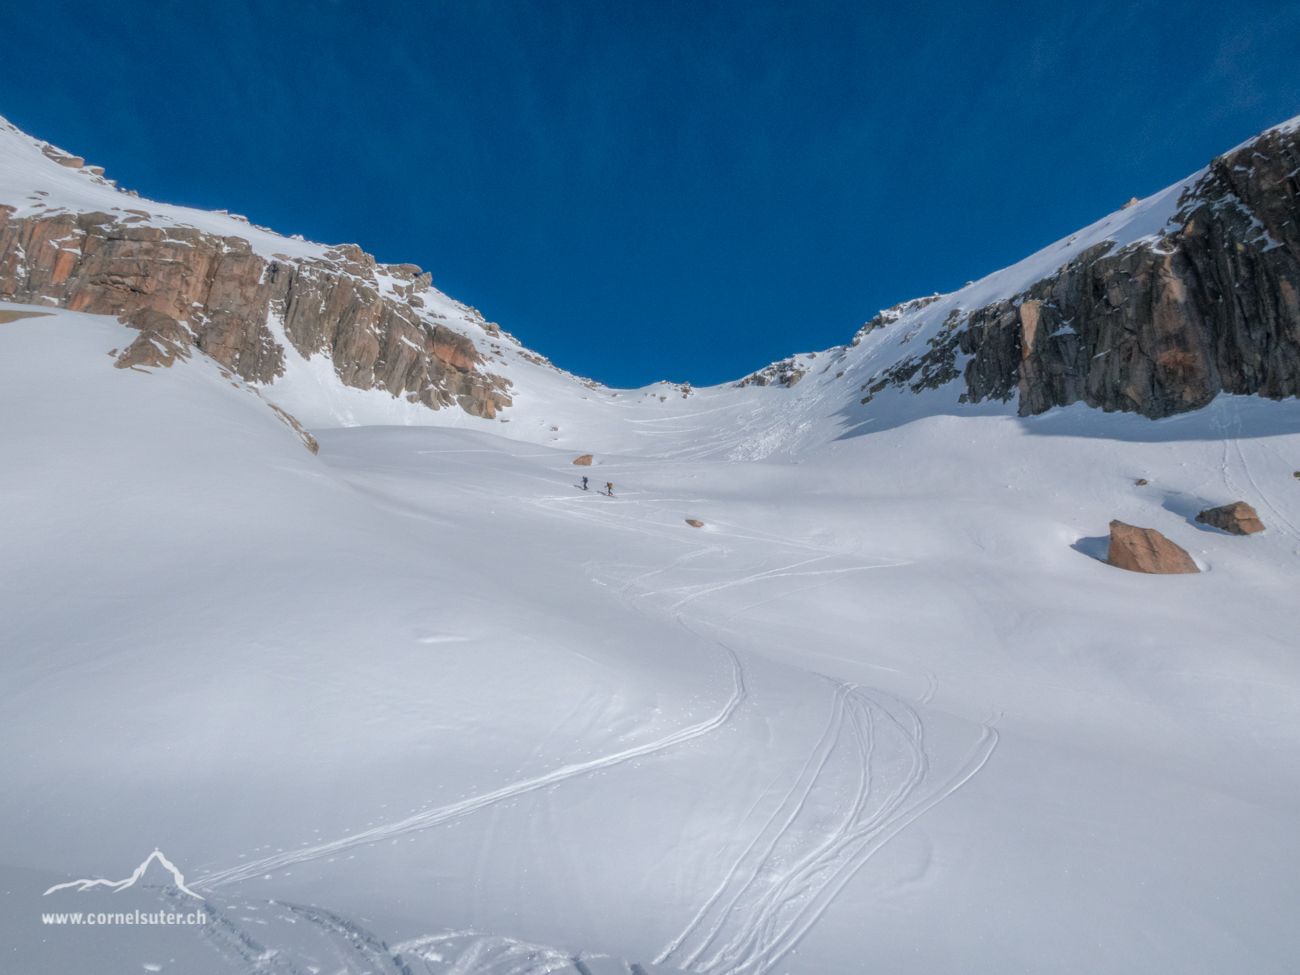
[0,114,582,427]
[3,109,1299,460]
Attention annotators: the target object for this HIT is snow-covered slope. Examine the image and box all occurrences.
[5,299,1300,975]
[4,111,1300,975]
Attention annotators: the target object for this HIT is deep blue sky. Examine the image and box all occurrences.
[3,2,1299,387]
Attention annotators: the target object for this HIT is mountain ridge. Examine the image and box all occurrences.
[2,112,1298,440]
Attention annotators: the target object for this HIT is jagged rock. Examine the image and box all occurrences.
[114,308,194,370]
[1135,479,1148,486]
[0,207,512,419]
[573,454,593,466]
[1106,521,1200,574]
[852,294,944,347]
[267,403,319,454]
[1195,502,1265,535]
[685,519,704,528]
[737,357,807,388]
[41,145,84,168]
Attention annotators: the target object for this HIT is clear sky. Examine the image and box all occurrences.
[3,1,1299,387]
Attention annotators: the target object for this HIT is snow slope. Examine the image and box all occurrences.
[4,110,1300,975]
[4,298,1300,975]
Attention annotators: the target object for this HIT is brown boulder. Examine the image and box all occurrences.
[685,519,704,528]
[573,454,593,466]
[1195,502,1265,535]
[1106,521,1200,574]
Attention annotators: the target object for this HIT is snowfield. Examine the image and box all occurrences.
[4,297,1300,974]
[4,106,1300,975]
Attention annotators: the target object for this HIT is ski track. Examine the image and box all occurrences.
[601,541,993,975]
[1215,411,1300,542]
[196,643,746,890]
[228,451,992,975]
[656,683,998,975]
[1235,439,1300,541]
[666,559,912,612]
[656,682,851,969]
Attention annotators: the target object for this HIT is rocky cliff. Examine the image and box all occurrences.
[0,205,512,419]
[857,121,1300,419]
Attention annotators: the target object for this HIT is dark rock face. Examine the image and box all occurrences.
[862,123,1300,419]
[1106,521,1200,574]
[0,208,512,419]
[1195,501,1265,535]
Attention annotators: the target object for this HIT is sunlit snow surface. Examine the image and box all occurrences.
[3,303,1300,974]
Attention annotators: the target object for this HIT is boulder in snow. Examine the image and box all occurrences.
[573,454,593,466]
[1106,521,1199,574]
[1195,502,1264,535]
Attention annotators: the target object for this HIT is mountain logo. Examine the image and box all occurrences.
[43,849,204,900]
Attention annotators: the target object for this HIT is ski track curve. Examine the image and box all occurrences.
[196,643,746,890]
[656,682,998,975]
[600,542,994,975]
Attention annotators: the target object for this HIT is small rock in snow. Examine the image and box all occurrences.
[1195,502,1265,535]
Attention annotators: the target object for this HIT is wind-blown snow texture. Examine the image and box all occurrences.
[3,114,1300,975]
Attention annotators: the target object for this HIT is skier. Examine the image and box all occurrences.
[606,482,614,497]
[581,476,588,491]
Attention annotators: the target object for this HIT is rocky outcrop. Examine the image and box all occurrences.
[1106,521,1200,574]
[107,306,318,453]
[0,207,512,419]
[1195,501,1265,534]
[737,356,808,388]
[572,454,593,466]
[0,308,52,324]
[267,402,320,455]
[851,294,944,347]
[114,308,194,370]
[861,123,1300,419]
